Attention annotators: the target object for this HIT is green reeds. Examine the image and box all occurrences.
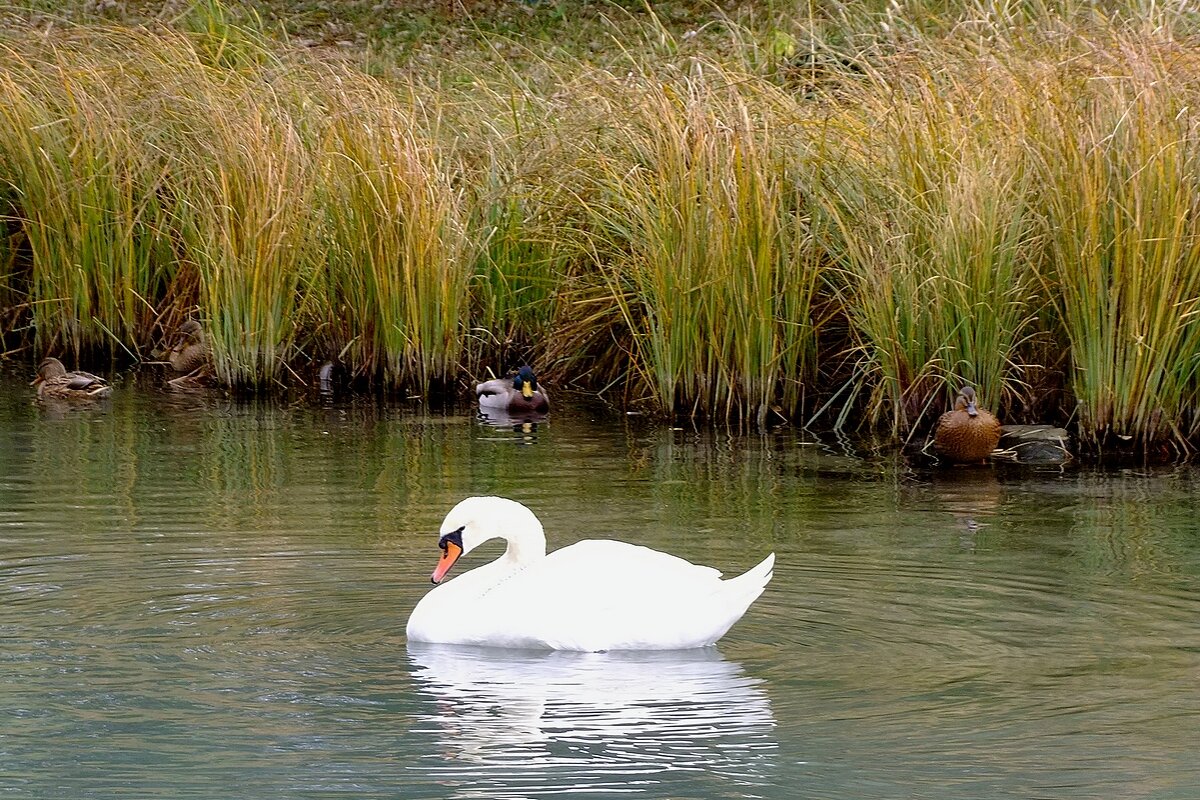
[1034,45,1200,451]
[173,97,316,387]
[315,76,468,389]
[0,36,173,358]
[5,6,1200,451]
[469,191,567,356]
[581,65,823,421]
[0,25,318,380]
[815,59,1039,435]
[141,30,317,387]
[447,70,592,377]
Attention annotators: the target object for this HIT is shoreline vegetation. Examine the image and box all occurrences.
[3,1,1200,455]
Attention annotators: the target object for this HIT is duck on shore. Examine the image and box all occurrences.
[475,366,550,414]
[167,320,211,374]
[158,319,213,388]
[31,358,112,400]
[934,385,1002,463]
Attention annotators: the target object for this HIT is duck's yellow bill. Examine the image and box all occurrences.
[431,541,463,584]
[521,380,534,399]
[30,376,43,386]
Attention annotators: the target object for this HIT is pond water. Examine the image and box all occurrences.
[1,371,1198,799]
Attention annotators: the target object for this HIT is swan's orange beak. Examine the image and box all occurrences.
[431,540,462,584]
[521,380,534,399]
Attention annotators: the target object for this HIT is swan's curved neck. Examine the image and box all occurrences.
[496,515,547,567]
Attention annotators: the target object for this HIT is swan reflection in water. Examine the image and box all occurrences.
[406,642,777,797]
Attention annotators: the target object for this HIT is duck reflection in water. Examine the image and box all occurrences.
[406,642,776,791]
[927,466,1003,542]
[475,407,547,437]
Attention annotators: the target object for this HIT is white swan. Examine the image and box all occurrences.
[406,496,775,651]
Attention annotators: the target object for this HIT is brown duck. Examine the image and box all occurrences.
[167,319,211,375]
[934,386,1001,463]
[31,358,112,400]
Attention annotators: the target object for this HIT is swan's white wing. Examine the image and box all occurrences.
[479,540,770,651]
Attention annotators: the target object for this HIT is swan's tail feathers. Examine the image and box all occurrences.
[750,552,775,584]
[725,552,774,605]
[686,552,775,648]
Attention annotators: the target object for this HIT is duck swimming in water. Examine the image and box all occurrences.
[933,385,1002,463]
[31,358,112,400]
[475,366,549,414]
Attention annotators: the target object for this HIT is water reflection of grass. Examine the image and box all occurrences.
[4,4,1200,453]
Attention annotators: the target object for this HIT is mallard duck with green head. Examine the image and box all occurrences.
[476,366,550,414]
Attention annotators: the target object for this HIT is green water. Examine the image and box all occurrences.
[1,372,1198,798]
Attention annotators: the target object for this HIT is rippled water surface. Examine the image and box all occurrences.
[2,373,1199,798]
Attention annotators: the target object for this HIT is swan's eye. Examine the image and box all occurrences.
[438,528,464,552]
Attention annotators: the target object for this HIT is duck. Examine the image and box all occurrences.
[30,358,112,400]
[933,385,1002,463]
[406,496,775,651]
[475,366,549,414]
[166,319,211,375]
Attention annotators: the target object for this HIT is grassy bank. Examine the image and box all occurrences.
[3,2,1200,453]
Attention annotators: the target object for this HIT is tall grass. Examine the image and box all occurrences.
[469,192,568,356]
[816,57,1040,435]
[1033,43,1200,451]
[580,65,823,421]
[450,81,583,374]
[159,6,326,385]
[5,6,1200,451]
[175,99,316,387]
[0,36,173,358]
[315,77,468,389]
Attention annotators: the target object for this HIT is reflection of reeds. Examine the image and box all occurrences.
[7,11,1200,448]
